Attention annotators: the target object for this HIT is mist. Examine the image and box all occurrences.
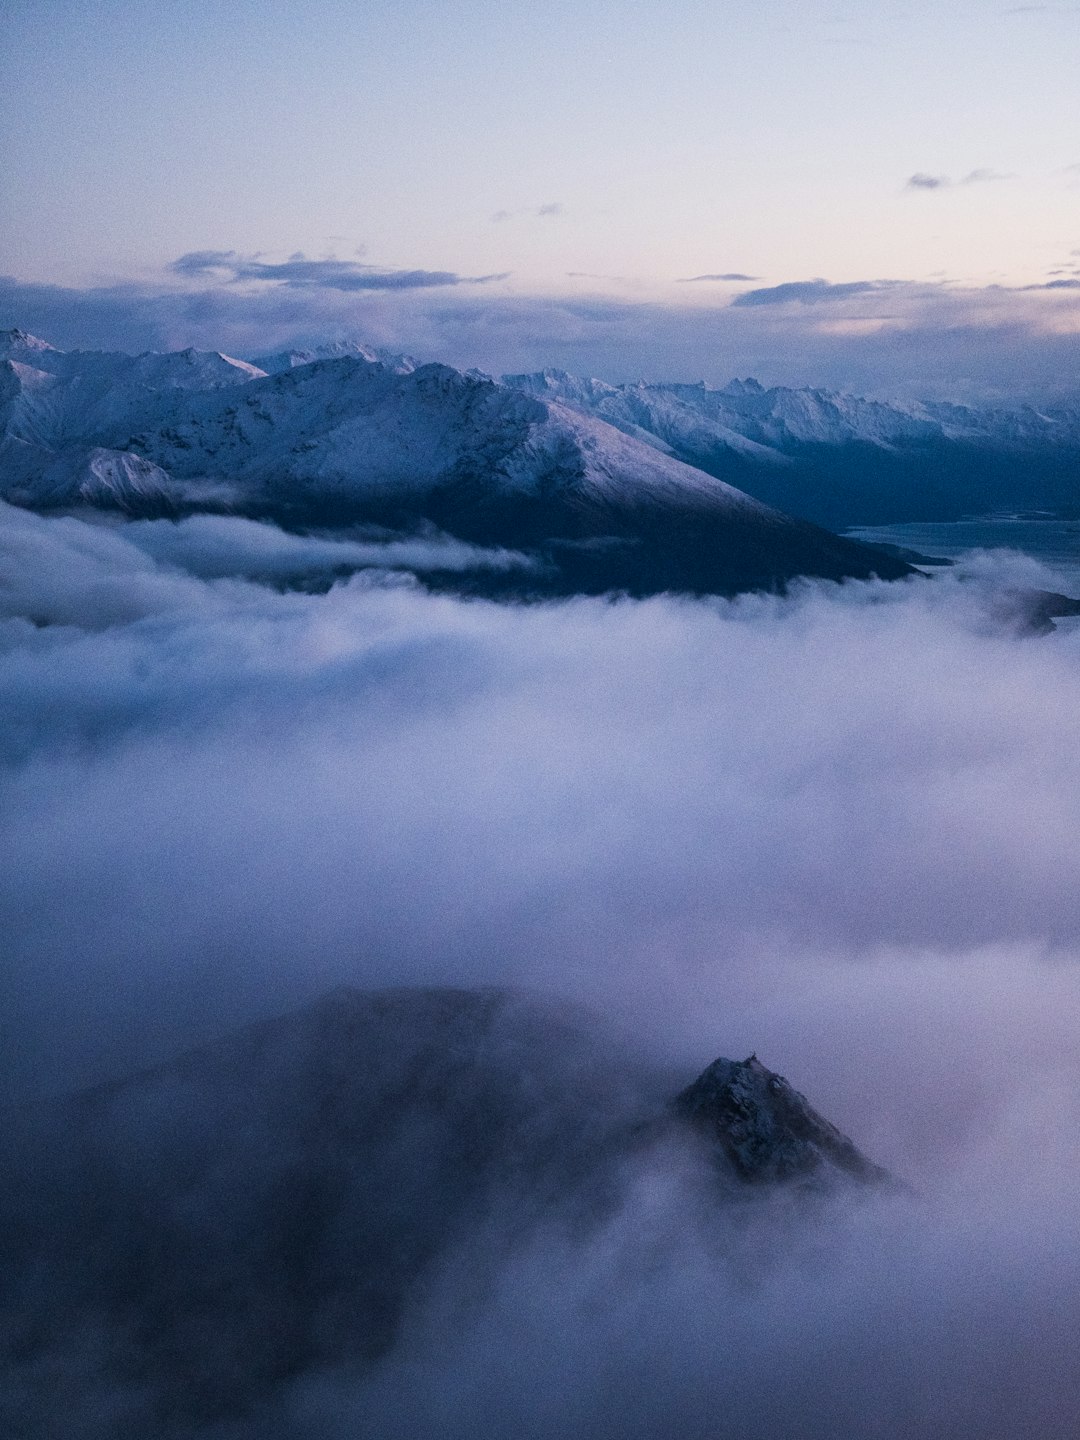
[3,499,1080,1435]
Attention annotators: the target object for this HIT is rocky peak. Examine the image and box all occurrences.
[673,1053,888,1186]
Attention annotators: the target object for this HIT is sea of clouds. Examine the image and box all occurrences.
[3,498,1080,1436]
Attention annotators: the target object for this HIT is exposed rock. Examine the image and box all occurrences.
[674,1053,889,1186]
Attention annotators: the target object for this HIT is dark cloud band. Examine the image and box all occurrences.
[169,251,509,290]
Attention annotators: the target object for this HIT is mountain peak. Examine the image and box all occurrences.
[674,1052,888,1185]
[0,328,57,352]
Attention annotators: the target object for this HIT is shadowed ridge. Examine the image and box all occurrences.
[70,982,522,1106]
[673,1052,889,1186]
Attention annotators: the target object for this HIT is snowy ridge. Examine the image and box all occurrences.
[505,367,1080,458]
[0,333,915,593]
[0,338,803,523]
[504,366,1080,527]
[250,338,417,375]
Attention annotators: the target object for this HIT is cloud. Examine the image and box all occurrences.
[169,251,509,290]
[4,499,1080,1099]
[3,270,1079,405]
[1026,277,1080,290]
[960,167,1012,184]
[169,248,245,275]
[905,169,1013,191]
[4,496,1080,1433]
[730,278,893,306]
[492,203,566,222]
[676,272,759,283]
[905,172,950,190]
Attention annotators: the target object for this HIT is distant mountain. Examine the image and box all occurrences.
[0,332,912,596]
[249,338,417,374]
[0,986,885,1439]
[506,369,1080,527]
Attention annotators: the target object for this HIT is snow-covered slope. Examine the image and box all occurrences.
[506,367,1080,458]
[1,346,767,513]
[0,334,912,593]
[250,338,417,374]
[0,329,264,476]
[506,369,1080,526]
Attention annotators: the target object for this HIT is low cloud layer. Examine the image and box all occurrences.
[4,502,1080,1108]
[5,498,1080,1435]
[3,500,1080,1433]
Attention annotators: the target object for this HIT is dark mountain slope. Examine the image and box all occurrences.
[0,986,885,1438]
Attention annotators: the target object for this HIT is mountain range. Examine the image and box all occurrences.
[0,985,886,1439]
[506,368,1080,528]
[8,328,1077,595]
[0,330,913,596]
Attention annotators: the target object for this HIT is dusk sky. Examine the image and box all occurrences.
[3,0,1079,288]
[2,0,1078,391]
[5,9,1080,1434]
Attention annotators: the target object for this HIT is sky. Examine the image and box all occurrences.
[2,0,1078,393]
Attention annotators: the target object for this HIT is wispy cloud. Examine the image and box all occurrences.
[491,203,566,223]
[169,251,508,290]
[905,169,1013,192]
[677,273,759,283]
[731,279,893,307]
[961,167,1013,184]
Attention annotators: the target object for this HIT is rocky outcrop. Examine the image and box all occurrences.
[674,1052,889,1185]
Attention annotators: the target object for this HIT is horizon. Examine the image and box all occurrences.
[3,2,1079,401]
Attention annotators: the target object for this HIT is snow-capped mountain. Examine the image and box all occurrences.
[250,338,417,374]
[0,333,912,595]
[0,328,264,510]
[506,369,1080,527]
[0,985,885,1439]
[506,367,1080,452]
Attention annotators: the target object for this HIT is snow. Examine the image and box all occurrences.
[0,341,784,521]
[505,368,1080,460]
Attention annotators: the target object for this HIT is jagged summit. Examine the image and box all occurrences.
[674,1053,888,1185]
[251,338,416,375]
[0,328,57,352]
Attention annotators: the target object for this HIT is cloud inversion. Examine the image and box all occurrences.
[3,496,1080,1436]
